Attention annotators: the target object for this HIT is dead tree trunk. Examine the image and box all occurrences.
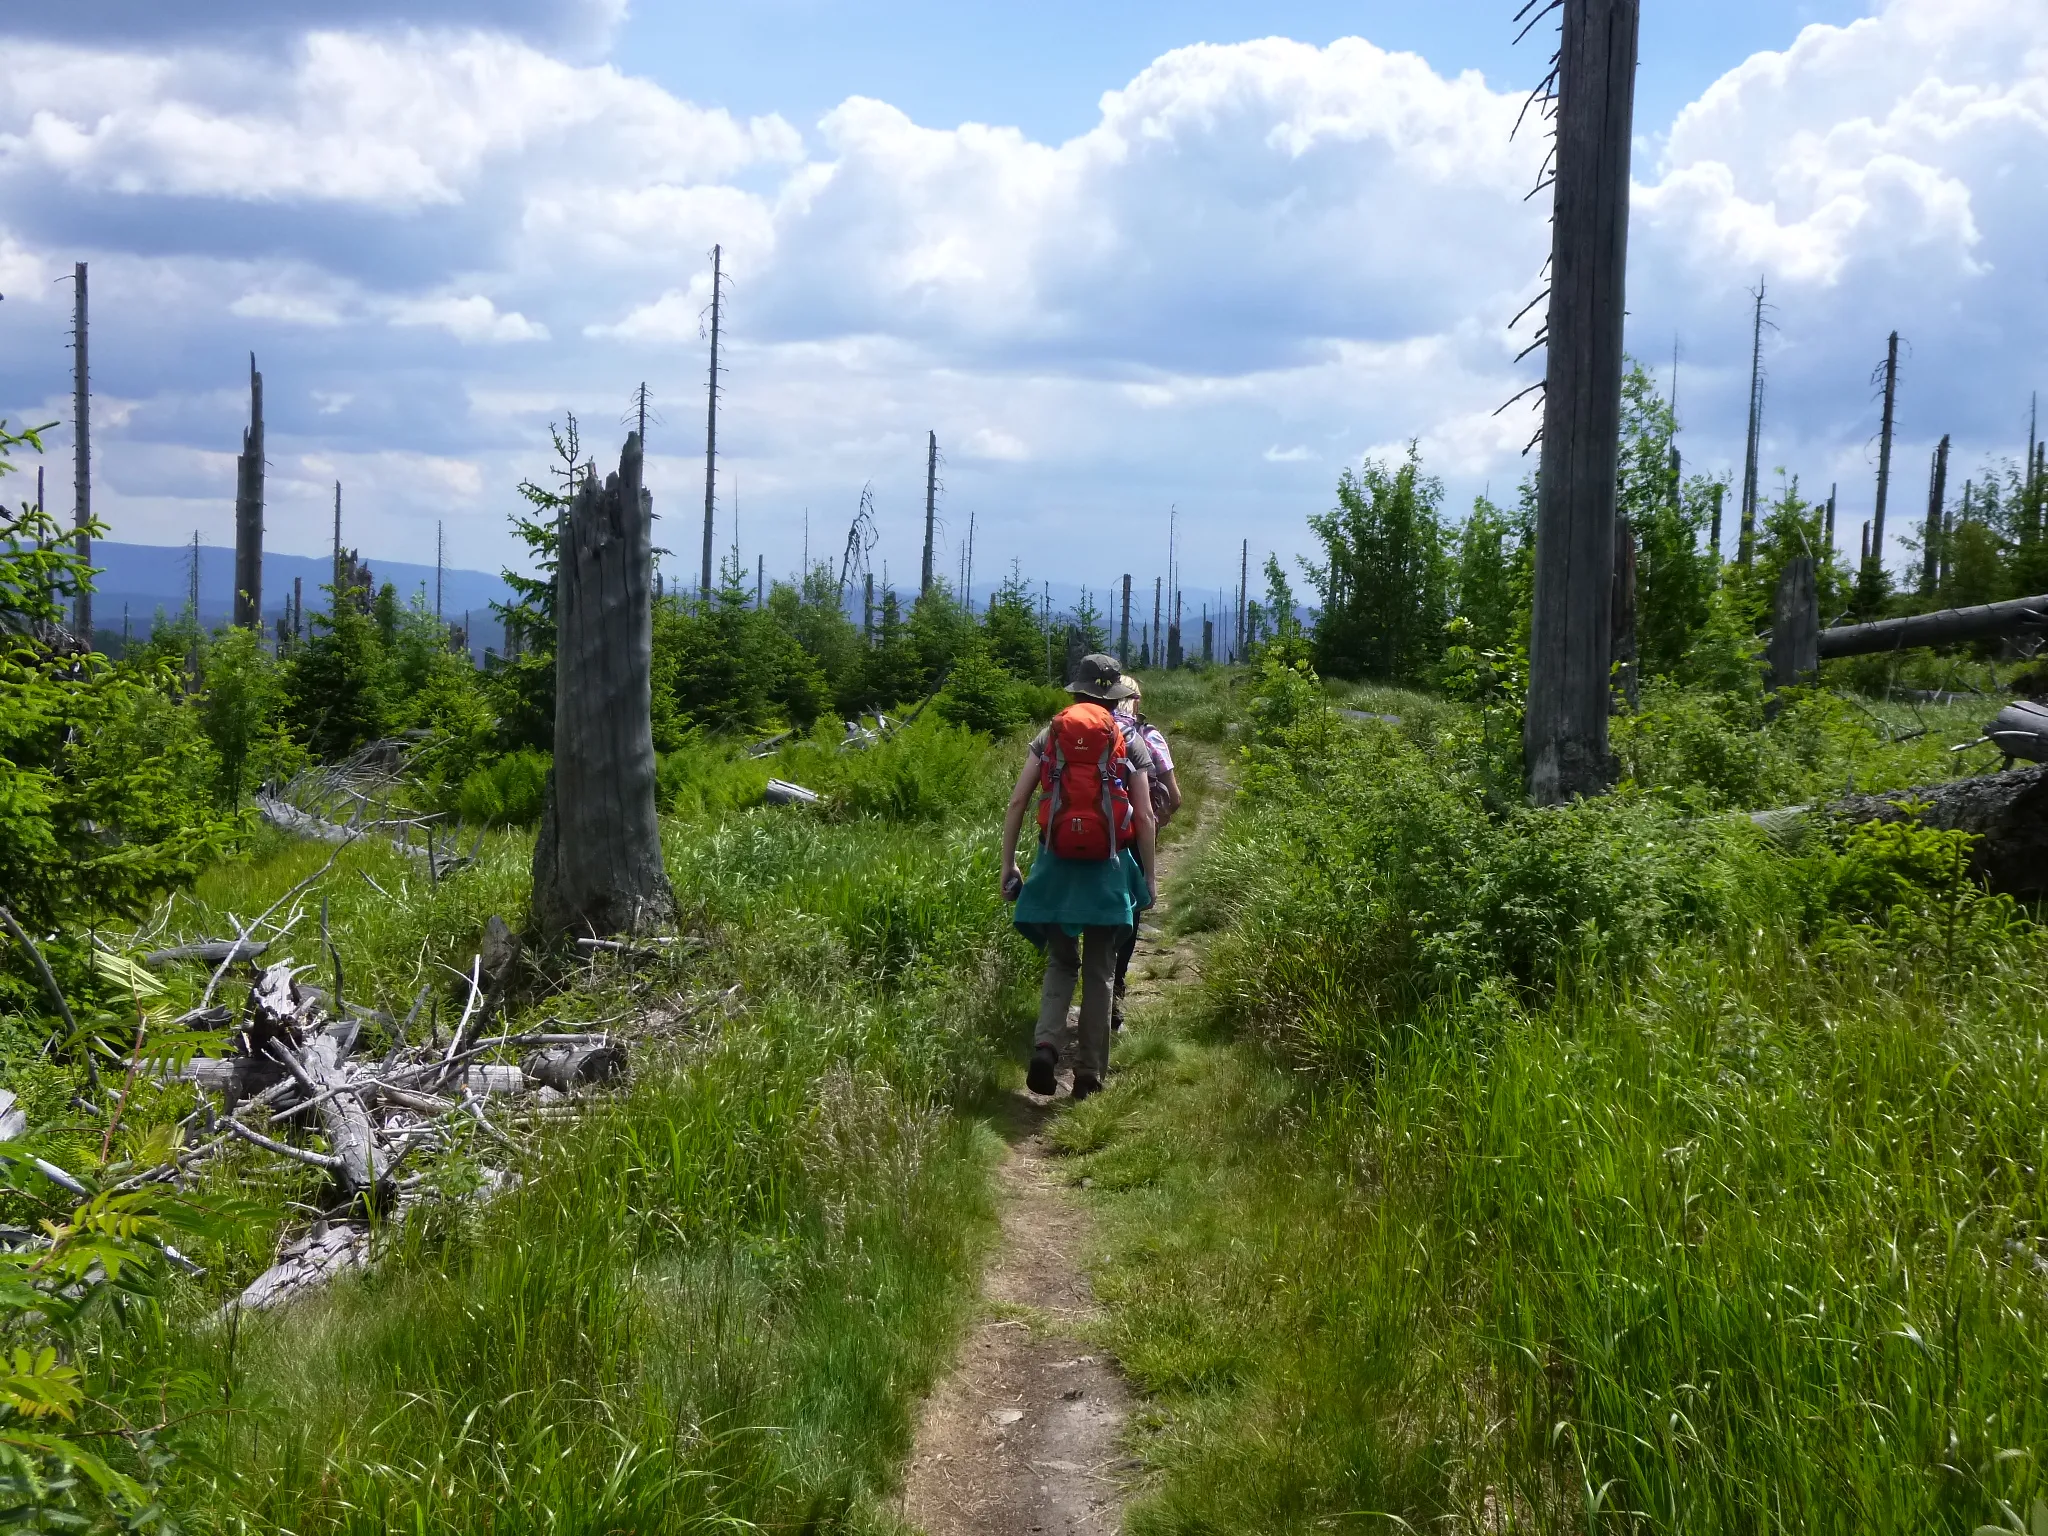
[1611,513,1638,711]
[1738,279,1765,569]
[532,432,672,937]
[1817,593,2048,659]
[1827,766,2048,900]
[1768,556,1819,690]
[1119,574,1132,664]
[921,430,938,597]
[1860,330,1899,611]
[1523,0,1640,804]
[1921,434,1950,596]
[71,262,91,643]
[701,244,721,603]
[234,355,265,629]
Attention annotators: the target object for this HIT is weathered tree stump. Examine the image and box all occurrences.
[531,432,672,937]
[1769,557,1819,690]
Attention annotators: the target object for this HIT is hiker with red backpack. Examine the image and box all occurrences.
[999,653,1157,1101]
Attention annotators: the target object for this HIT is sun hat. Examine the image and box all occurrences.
[1066,653,1137,702]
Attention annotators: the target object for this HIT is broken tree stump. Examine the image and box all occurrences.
[1769,557,1820,691]
[531,432,672,938]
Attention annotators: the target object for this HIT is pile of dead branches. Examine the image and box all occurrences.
[255,735,481,876]
[130,953,627,1310]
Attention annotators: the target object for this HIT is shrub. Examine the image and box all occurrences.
[455,750,550,827]
[933,644,1028,737]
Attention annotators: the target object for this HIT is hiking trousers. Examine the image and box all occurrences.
[1034,925,1121,1084]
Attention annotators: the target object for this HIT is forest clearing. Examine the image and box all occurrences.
[6,0,2048,1530]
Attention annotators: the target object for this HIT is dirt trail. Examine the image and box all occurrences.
[899,753,1218,1536]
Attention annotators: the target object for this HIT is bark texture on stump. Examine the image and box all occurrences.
[1768,557,1819,690]
[532,432,672,937]
[1611,513,1638,712]
[1523,0,1640,804]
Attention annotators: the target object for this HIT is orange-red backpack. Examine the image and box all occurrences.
[1036,702,1134,860]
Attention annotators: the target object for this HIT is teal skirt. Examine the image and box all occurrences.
[1013,844,1152,944]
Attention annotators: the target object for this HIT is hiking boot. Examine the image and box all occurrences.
[1027,1044,1059,1096]
[1110,1000,1125,1033]
[1071,1073,1102,1102]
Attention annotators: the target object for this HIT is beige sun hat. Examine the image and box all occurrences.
[1066,653,1137,702]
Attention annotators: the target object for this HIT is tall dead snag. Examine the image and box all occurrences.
[1523,0,1641,805]
[1920,433,1950,596]
[1737,279,1767,570]
[701,244,722,603]
[1767,557,1819,691]
[532,432,672,937]
[921,430,938,597]
[71,262,91,643]
[1859,330,1900,611]
[234,354,265,629]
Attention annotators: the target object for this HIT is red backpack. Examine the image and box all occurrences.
[1036,702,1134,860]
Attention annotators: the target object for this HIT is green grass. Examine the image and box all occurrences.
[78,721,1041,1532]
[1068,673,2048,1534]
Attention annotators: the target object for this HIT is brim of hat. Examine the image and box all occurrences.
[1066,678,1136,700]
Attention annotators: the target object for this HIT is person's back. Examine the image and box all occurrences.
[998,655,1157,1100]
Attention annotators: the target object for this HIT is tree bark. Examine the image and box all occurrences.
[1817,593,2048,659]
[1611,513,1638,711]
[1768,557,1819,690]
[1827,766,2048,900]
[234,355,264,630]
[531,432,672,938]
[1523,0,1640,804]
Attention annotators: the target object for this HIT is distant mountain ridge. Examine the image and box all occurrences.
[88,542,516,641]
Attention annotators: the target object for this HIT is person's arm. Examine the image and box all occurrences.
[1130,768,1157,904]
[999,752,1040,898]
[1161,768,1183,821]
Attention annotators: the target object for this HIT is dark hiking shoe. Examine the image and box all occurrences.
[1110,1000,1125,1033]
[1071,1074,1102,1102]
[1027,1045,1059,1096]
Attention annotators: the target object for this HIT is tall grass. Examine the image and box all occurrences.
[90,720,1037,1531]
[1071,668,2048,1533]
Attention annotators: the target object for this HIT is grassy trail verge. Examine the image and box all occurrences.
[67,721,1057,1533]
[1053,674,2048,1535]
[899,740,1231,1535]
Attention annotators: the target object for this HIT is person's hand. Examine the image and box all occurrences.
[1001,864,1024,902]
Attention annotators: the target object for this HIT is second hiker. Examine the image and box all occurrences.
[1112,676,1179,1032]
[999,653,1157,1101]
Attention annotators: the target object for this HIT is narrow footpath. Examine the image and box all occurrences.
[899,749,1222,1536]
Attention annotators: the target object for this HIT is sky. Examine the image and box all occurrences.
[0,0,2042,608]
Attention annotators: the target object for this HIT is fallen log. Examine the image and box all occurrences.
[1823,765,2048,899]
[1987,700,2048,766]
[253,795,460,869]
[143,939,268,970]
[234,1223,370,1312]
[1818,593,2048,660]
[521,1040,627,1093]
[765,779,821,806]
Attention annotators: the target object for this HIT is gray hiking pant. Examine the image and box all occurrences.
[1034,925,1121,1084]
